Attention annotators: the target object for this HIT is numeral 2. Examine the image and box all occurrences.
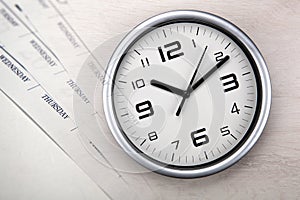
[214,51,225,62]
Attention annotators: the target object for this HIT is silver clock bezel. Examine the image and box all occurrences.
[103,10,271,178]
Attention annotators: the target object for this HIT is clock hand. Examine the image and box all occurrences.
[150,79,185,97]
[175,45,208,116]
[191,55,230,91]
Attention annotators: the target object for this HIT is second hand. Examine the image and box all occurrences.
[175,45,208,116]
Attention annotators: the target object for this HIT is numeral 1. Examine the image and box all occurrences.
[158,47,166,62]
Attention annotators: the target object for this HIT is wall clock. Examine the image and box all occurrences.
[103,10,271,178]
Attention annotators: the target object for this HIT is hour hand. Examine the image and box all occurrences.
[150,79,185,97]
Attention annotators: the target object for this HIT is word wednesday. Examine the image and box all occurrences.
[0,54,30,82]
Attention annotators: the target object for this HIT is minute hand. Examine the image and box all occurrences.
[191,55,230,91]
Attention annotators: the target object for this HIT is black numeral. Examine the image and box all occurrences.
[136,100,154,120]
[158,47,166,62]
[158,41,184,62]
[220,126,237,140]
[220,73,239,92]
[220,126,230,136]
[141,57,150,67]
[171,140,179,150]
[132,79,145,90]
[214,51,224,62]
[191,128,209,147]
[231,102,240,114]
[148,131,158,141]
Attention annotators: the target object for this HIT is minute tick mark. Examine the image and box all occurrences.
[234,53,241,58]
[192,39,196,48]
[140,139,146,146]
[225,42,231,49]
[134,49,140,55]
[221,38,225,44]
[239,124,246,129]
[227,139,233,145]
[121,113,129,117]
[204,151,208,159]
[215,34,219,41]
[242,72,251,76]
[162,29,167,38]
[238,59,245,63]
[125,60,132,65]
[146,144,150,150]
[230,134,237,140]
[171,153,175,162]
[118,80,127,84]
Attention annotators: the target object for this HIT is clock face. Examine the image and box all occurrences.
[103,11,270,177]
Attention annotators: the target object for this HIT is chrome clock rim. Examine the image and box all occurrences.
[103,10,271,178]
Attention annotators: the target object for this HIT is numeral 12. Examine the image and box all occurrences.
[158,41,184,62]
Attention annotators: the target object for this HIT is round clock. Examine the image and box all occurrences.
[103,10,271,178]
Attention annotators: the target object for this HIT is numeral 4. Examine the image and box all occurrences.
[231,102,240,114]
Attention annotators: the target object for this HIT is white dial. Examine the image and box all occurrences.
[103,11,271,177]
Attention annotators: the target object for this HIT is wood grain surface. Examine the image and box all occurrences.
[0,0,299,199]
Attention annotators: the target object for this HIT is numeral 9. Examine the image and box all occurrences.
[135,100,154,120]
